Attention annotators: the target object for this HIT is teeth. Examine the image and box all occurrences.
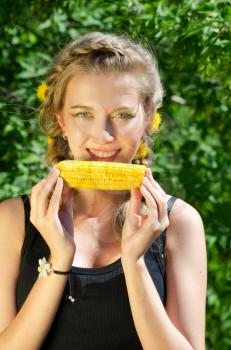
[90,150,117,158]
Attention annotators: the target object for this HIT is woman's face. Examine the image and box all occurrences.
[55,72,146,163]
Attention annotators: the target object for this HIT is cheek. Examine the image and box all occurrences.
[67,121,89,140]
[116,121,144,139]
[118,136,141,160]
[67,131,85,152]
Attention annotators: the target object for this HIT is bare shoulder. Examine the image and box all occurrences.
[165,195,205,256]
[164,195,207,350]
[0,196,25,259]
[0,196,26,331]
[165,194,207,270]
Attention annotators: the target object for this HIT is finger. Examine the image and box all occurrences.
[30,166,60,225]
[30,176,52,220]
[144,173,167,206]
[30,178,46,221]
[146,168,166,197]
[37,168,60,217]
[140,182,158,221]
[129,187,143,216]
[143,179,167,222]
[47,176,63,216]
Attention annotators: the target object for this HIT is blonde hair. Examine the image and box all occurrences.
[39,31,164,237]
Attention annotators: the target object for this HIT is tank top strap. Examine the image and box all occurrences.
[158,195,177,244]
[20,194,31,225]
[167,196,177,217]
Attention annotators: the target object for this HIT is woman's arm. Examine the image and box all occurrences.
[121,199,207,350]
[0,176,75,349]
[0,258,72,350]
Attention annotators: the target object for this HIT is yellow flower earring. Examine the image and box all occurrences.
[133,112,162,160]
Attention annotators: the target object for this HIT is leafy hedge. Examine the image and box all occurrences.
[1,1,230,348]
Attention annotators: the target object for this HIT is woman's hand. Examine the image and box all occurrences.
[121,168,169,262]
[29,166,76,263]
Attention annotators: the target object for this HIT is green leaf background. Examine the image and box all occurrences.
[0,1,230,348]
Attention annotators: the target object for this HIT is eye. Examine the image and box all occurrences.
[73,112,134,119]
[113,113,134,119]
[74,112,91,118]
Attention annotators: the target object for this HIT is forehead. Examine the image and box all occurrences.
[64,72,140,109]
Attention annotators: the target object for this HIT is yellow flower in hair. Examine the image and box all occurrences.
[133,112,162,160]
[47,136,53,145]
[150,112,162,132]
[37,81,48,102]
[134,142,149,159]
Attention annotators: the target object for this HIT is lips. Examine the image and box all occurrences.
[87,149,121,161]
[88,148,120,153]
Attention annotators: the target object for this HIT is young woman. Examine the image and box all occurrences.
[0,32,207,350]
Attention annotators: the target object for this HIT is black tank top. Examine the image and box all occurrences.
[16,194,177,350]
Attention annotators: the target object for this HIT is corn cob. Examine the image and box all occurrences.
[56,160,146,190]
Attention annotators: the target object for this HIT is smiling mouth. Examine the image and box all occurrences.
[87,149,121,161]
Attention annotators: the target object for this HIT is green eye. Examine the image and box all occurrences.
[74,112,134,119]
[113,113,134,119]
[74,112,91,118]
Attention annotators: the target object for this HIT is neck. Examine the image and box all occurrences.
[73,188,130,219]
[72,189,130,243]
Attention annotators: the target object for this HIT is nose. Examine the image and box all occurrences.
[90,119,115,142]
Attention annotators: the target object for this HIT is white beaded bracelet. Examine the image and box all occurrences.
[37,257,75,303]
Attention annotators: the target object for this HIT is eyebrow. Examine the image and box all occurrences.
[70,104,136,112]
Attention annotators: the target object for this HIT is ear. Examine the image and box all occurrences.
[55,112,67,136]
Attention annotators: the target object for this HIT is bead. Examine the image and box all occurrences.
[68,295,75,303]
